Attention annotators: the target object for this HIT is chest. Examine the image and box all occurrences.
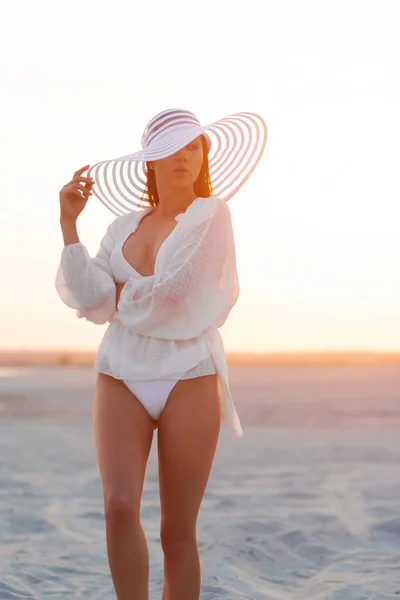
[121,214,178,277]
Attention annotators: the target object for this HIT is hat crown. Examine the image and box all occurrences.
[141,109,202,148]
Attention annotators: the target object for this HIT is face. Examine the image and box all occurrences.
[148,136,204,190]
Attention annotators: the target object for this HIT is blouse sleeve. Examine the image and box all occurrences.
[54,221,118,325]
[115,197,239,339]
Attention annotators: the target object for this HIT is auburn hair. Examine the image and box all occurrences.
[144,136,213,206]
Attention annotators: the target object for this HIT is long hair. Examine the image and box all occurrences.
[144,135,213,207]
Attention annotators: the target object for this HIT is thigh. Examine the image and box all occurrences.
[93,373,156,512]
[157,375,222,530]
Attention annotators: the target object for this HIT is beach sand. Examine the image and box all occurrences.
[1,363,400,599]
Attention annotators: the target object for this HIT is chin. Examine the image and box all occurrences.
[171,174,195,186]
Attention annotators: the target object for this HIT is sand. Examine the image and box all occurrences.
[1,364,400,599]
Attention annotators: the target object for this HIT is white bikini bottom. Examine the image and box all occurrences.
[123,357,217,420]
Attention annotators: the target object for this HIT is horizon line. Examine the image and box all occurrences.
[1,348,400,367]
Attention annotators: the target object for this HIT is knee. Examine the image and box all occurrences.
[104,493,140,526]
[160,521,197,558]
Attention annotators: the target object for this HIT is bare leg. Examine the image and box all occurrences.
[157,375,222,600]
[93,373,156,600]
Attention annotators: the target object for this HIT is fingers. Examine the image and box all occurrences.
[76,183,93,195]
[69,177,94,191]
[71,167,95,188]
[67,189,90,202]
[73,176,93,184]
[73,165,90,178]
[69,173,95,197]
[61,167,96,203]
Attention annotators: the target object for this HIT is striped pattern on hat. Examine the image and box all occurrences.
[87,109,267,215]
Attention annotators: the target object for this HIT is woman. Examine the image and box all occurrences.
[55,108,267,600]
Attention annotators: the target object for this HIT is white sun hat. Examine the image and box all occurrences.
[87,108,267,216]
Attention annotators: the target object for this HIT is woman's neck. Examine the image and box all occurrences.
[154,186,198,218]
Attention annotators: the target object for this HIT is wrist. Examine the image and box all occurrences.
[60,216,77,226]
[60,218,79,246]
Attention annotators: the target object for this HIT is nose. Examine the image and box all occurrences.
[173,157,188,169]
[175,149,187,161]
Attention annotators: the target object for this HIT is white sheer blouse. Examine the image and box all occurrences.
[55,195,243,437]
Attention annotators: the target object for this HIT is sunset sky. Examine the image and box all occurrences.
[1,0,399,353]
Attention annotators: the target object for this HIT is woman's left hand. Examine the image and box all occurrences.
[115,282,125,307]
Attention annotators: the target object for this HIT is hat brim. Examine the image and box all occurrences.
[87,112,267,215]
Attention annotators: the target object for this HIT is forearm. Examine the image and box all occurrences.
[116,277,234,340]
[60,218,80,246]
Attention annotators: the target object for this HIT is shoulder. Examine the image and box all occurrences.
[182,196,230,225]
[194,195,228,212]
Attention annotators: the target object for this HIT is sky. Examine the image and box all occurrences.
[0,0,399,353]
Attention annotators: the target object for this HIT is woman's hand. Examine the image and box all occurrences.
[115,282,125,307]
[59,164,95,222]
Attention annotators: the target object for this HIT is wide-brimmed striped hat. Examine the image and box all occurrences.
[87,108,267,216]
